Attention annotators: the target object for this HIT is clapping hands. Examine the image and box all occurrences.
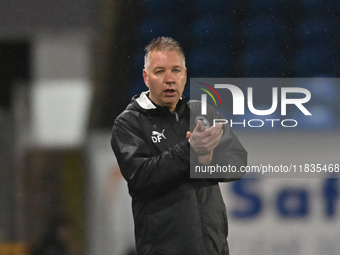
[186,121,223,165]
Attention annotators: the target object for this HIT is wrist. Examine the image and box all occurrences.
[198,152,213,165]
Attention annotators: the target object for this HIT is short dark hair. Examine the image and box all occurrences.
[144,37,186,70]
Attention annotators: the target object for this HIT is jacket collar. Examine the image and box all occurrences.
[133,91,187,113]
[135,91,156,110]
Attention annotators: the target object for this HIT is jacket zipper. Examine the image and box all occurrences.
[174,112,179,122]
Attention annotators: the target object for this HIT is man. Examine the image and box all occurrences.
[111,37,247,255]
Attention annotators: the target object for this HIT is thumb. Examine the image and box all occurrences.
[186,131,191,139]
[193,120,205,132]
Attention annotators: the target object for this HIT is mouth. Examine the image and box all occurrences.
[163,89,177,96]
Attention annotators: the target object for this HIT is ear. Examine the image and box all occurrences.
[143,69,149,88]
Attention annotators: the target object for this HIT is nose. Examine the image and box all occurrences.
[164,70,175,85]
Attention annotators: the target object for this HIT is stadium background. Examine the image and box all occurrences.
[0,0,339,254]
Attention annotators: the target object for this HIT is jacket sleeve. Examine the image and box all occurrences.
[111,112,190,195]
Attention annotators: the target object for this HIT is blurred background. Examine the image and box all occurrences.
[0,0,339,254]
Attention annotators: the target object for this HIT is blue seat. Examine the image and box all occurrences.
[191,18,236,46]
[296,18,340,47]
[132,50,146,72]
[241,48,289,77]
[138,19,181,45]
[247,0,287,18]
[299,0,340,18]
[129,79,146,98]
[143,0,187,19]
[195,0,237,16]
[186,47,234,77]
[244,16,291,47]
[293,47,338,77]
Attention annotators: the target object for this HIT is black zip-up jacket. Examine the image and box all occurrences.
[111,92,247,255]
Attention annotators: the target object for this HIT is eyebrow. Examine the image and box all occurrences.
[153,65,183,70]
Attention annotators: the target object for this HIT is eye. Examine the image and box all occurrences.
[173,68,181,73]
[155,69,164,74]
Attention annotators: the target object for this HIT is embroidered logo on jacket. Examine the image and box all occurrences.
[151,129,166,143]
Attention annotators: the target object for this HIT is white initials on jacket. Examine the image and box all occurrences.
[151,129,166,143]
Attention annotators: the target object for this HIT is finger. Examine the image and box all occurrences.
[193,120,205,133]
[207,124,222,135]
[204,129,224,151]
[186,131,191,139]
[212,128,223,142]
[200,126,223,141]
[195,125,221,139]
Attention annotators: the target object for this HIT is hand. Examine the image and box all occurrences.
[187,121,223,165]
[188,121,223,155]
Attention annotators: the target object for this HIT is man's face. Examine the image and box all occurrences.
[143,50,187,112]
